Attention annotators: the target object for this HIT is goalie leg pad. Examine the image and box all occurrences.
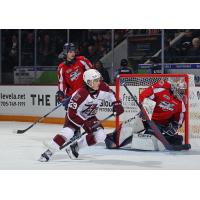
[118,115,145,147]
[131,132,164,151]
[132,115,145,133]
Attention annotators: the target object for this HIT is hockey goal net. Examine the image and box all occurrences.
[115,74,190,146]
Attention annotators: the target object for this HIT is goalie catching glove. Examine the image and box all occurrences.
[112,101,124,116]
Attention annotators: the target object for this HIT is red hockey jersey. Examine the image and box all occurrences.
[139,80,186,126]
[67,81,116,127]
[57,56,93,96]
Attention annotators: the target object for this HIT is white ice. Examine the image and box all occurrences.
[1,121,200,170]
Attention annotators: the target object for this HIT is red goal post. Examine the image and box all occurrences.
[115,74,189,145]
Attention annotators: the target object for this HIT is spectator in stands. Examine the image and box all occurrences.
[86,45,100,64]
[9,35,18,58]
[163,40,179,63]
[114,59,133,81]
[79,41,89,56]
[8,34,18,69]
[178,30,195,59]
[165,29,177,41]
[185,37,200,62]
[150,40,179,63]
[102,31,111,52]
[87,30,128,60]
[38,34,56,65]
[181,30,195,45]
[2,34,18,84]
[21,32,34,65]
[94,60,110,84]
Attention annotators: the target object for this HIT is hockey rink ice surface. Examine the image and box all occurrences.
[1,121,200,170]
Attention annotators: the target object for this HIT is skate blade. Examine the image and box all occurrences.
[38,156,49,162]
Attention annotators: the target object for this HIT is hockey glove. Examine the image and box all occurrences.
[82,119,100,134]
[112,101,124,116]
[56,90,65,104]
[56,91,71,109]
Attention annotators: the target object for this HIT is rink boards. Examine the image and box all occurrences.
[0,85,200,138]
[0,85,115,127]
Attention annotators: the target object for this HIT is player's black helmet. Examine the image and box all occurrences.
[63,43,76,55]
[120,59,128,67]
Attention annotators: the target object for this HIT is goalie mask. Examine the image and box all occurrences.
[169,79,187,100]
[83,69,102,90]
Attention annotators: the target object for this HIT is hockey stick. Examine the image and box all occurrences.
[59,113,115,150]
[122,83,191,151]
[16,103,63,134]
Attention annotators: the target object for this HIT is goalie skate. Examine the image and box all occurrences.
[66,142,79,159]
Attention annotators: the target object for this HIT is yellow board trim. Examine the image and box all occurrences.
[0,115,116,128]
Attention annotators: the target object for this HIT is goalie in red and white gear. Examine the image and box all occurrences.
[105,79,187,150]
[39,69,124,161]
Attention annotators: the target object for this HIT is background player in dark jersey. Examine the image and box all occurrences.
[114,59,133,82]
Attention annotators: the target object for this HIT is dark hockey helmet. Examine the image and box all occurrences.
[120,59,128,66]
[63,43,76,55]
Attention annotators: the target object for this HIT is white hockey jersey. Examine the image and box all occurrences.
[67,81,116,127]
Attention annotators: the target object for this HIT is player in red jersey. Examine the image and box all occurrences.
[56,43,94,107]
[39,69,124,161]
[139,80,186,127]
[105,79,187,149]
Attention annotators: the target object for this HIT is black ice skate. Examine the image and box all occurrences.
[66,142,79,159]
[39,149,53,162]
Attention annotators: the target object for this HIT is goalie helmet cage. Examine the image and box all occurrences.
[115,74,189,146]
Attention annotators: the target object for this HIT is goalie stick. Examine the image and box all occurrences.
[16,103,63,134]
[59,113,115,150]
[122,83,191,151]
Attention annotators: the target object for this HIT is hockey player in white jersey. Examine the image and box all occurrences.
[39,69,124,161]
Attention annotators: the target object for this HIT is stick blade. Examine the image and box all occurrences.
[16,129,26,134]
